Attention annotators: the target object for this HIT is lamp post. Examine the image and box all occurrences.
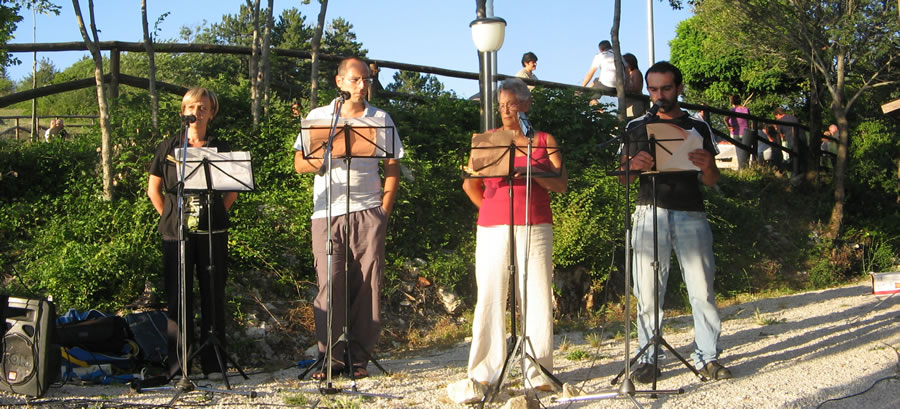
[470,16,506,132]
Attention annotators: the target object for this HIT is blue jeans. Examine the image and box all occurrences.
[631,205,721,369]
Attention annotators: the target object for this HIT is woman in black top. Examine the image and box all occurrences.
[147,87,237,379]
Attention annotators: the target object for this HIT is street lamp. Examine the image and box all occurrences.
[470,16,506,131]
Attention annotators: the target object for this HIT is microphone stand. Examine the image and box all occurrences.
[316,94,346,394]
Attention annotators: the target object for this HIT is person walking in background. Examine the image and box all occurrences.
[147,87,237,381]
[623,53,646,119]
[774,107,806,176]
[726,95,753,169]
[293,57,405,381]
[515,52,539,91]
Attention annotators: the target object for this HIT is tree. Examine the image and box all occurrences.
[385,70,444,97]
[0,2,23,68]
[702,0,900,239]
[669,15,802,111]
[72,0,114,201]
[308,0,327,110]
[140,0,160,138]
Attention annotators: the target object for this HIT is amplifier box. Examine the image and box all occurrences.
[871,272,900,295]
[1,297,60,397]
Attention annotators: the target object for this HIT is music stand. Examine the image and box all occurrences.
[463,130,564,406]
[295,113,394,395]
[139,144,256,405]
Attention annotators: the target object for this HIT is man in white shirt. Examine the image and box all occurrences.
[293,57,405,380]
[581,40,617,93]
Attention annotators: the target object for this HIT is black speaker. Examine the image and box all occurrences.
[0,297,60,397]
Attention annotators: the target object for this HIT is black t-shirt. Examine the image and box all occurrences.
[149,134,232,240]
[622,111,716,211]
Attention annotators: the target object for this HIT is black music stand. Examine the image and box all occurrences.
[295,113,395,395]
[138,143,256,405]
[462,130,563,406]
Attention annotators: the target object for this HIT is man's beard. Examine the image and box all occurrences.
[655,98,677,113]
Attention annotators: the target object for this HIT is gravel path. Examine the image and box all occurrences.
[2,282,898,408]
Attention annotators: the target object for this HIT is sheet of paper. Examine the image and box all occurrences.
[299,117,389,158]
[176,148,254,191]
[647,123,702,172]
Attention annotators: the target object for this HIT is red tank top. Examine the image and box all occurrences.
[477,131,554,226]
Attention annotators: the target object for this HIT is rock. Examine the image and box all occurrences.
[437,286,462,314]
[446,378,488,404]
[561,382,583,398]
[502,395,540,409]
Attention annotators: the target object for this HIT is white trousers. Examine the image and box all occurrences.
[467,224,554,387]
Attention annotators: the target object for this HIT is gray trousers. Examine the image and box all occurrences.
[311,206,387,368]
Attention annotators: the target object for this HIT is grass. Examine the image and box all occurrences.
[564,349,596,361]
[754,306,781,326]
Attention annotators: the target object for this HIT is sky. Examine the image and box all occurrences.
[6,1,694,98]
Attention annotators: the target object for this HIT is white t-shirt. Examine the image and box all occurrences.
[590,50,617,88]
[294,99,405,219]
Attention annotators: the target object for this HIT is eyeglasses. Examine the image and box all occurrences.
[343,76,374,86]
[498,102,519,111]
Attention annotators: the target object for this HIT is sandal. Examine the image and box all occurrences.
[350,366,368,379]
[311,365,345,381]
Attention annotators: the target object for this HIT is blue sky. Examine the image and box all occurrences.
[7,1,694,97]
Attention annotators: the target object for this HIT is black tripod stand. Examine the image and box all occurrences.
[295,100,393,395]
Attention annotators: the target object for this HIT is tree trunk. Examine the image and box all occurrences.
[259,0,274,116]
[611,0,625,124]
[247,0,261,127]
[309,0,328,110]
[141,0,159,138]
[825,49,848,240]
[73,0,114,201]
[806,51,821,183]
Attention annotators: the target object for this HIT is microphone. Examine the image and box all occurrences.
[181,114,197,124]
[338,90,351,101]
[647,103,660,118]
[518,112,534,139]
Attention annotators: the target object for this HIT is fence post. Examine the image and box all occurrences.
[110,48,120,100]
[368,62,379,101]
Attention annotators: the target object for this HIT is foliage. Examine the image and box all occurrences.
[669,15,802,111]
[846,119,900,201]
[385,71,445,96]
[0,134,158,310]
[0,1,23,68]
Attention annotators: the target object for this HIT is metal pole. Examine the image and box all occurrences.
[646,0,655,65]
[31,7,37,142]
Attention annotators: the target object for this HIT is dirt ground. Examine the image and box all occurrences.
[1,281,898,408]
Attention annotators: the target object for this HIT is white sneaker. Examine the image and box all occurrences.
[446,378,488,404]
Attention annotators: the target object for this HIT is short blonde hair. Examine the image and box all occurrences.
[181,87,219,118]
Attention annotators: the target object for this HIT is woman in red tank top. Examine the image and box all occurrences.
[453,78,567,399]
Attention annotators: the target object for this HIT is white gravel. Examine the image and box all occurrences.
[2,281,898,408]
